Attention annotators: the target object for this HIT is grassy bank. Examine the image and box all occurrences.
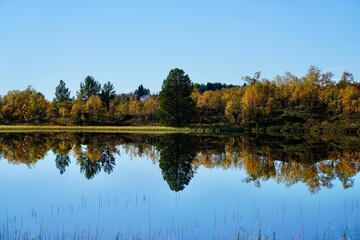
[0,125,192,134]
[0,125,236,134]
[1,123,359,135]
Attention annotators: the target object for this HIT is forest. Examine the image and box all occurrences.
[0,66,359,131]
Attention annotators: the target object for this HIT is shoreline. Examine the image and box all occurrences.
[0,125,233,134]
[0,125,192,133]
[0,124,358,135]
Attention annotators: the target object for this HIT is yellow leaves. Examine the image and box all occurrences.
[336,152,360,177]
[113,97,159,123]
[26,92,50,123]
[143,97,160,115]
[84,95,104,123]
[115,102,129,117]
[197,90,224,109]
[241,87,258,109]
[241,151,263,178]
[126,97,160,116]
[338,85,360,113]
[59,141,72,154]
[241,86,259,125]
[59,107,69,117]
[85,95,102,111]
[191,87,201,103]
[224,97,241,124]
[1,88,50,124]
[86,147,103,163]
[128,100,143,116]
[70,99,84,123]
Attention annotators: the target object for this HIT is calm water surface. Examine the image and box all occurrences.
[0,133,359,239]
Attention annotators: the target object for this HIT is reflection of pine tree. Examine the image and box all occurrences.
[80,155,102,179]
[101,147,116,174]
[78,147,116,179]
[55,154,71,174]
[157,134,197,192]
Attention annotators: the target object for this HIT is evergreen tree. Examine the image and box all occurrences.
[78,76,101,102]
[134,84,150,100]
[100,81,116,110]
[54,80,71,102]
[158,68,197,127]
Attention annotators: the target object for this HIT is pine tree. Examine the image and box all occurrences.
[78,76,101,102]
[100,81,116,110]
[158,68,197,127]
[134,84,150,100]
[54,80,71,102]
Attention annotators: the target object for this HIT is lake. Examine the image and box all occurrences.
[0,132,359,239]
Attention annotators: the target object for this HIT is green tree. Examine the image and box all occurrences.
[78,76,101,102]
[134,84,150,100]
[54,80,71,102]
[158,68,197,127]
[100,81,116,110]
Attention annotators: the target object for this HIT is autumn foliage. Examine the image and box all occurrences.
[0,67,359,129]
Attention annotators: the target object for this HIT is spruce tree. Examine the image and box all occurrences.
[54,80,71,102]
[100,81,116,110]
[78,76,101,102]
[158,68,197,127]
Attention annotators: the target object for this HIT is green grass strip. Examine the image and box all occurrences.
[0,125,195,134]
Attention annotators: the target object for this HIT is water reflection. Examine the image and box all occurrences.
[158,134,197,192]
[0,132,359,192]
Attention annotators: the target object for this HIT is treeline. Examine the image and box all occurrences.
[0,66,359,128]
[0,77,158,126]
[192,67,360,130]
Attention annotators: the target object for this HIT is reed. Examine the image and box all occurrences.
[1,224,360,240]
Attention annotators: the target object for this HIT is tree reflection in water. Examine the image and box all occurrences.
[0,132,359,193]
[55,154,70,174]
[157,134,197,192]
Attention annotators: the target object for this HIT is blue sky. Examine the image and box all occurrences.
[1,0,359,100]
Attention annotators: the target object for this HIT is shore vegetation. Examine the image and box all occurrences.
[0,66,359,132]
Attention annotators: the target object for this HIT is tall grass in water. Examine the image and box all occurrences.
[0,217,101,240]
[1,225,360,240]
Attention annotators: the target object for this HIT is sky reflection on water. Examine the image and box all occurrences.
[0,133,359,239]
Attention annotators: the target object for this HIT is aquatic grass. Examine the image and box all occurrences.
[2,224,360,240]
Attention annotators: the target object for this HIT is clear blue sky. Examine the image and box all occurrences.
[1,0,359,100]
